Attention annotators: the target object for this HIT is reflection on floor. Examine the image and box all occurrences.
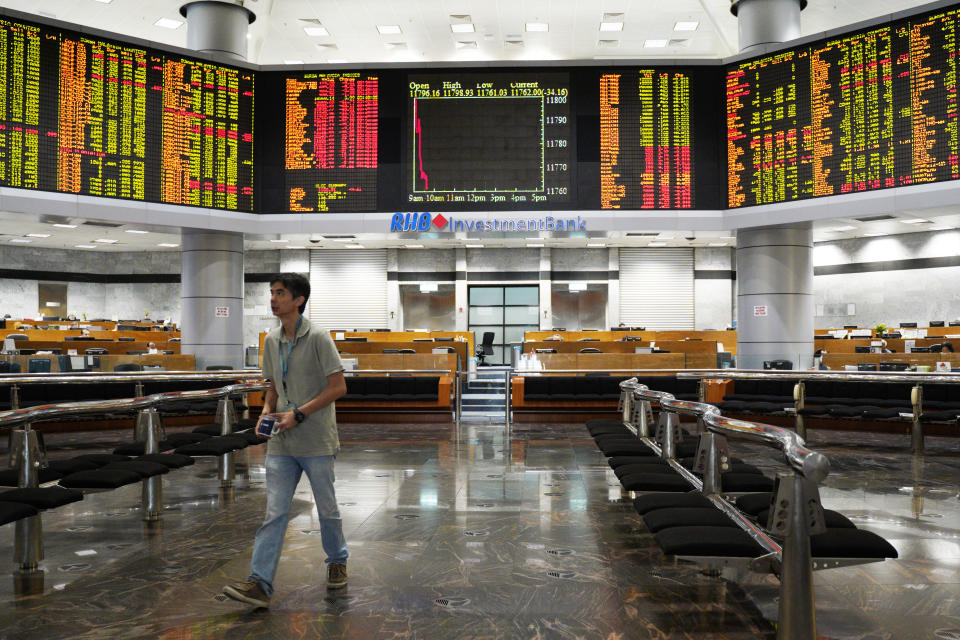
[0,421,957,639]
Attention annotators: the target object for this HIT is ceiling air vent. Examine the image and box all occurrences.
[82,221,123,228]
[854,215,896,222]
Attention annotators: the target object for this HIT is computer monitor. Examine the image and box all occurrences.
[899,322,918,328]
[857,363,879,371]
[929,321,945,327]
[855,346,871,353]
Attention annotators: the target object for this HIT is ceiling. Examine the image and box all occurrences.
[0,0,953,253]
[3,0,929,65]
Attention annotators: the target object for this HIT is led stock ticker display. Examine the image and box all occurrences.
[284,72,378,212]
[727,5,960,208]
[406,73,572,208]
[600,70,694,209]
[0,15,254,211]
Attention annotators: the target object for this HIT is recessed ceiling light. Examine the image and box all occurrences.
[707,242,728,247]
[644,39,668,48]
[929,225,952,231]
[92,0,113,4]
[94,238,118,244]
[526,243,544,248]
[154,17,183,29]
[269,239,289,243]
[525,22,549,32]
[377,25,402,35]
[75,244,96,248]
[284,245,306,249]
[124,229,149,234]
[53,223,77,228]
[862,232,887,237]
[902,218,931,224]
[284,59,304,65]
[674,21,699,31]
[587,243,606,247]
[830,225,856,232]
[9,238,31,243]
[599,22,623,32]
[465,244,484,248]
[451,23,476,33]
[303,26,329,36]
[158,243,179,248]
[647,241,667,246]
[332,237,354,242]
[404,244,424,248]
[346,244,365,249]
[327,59,348,64]
[27,233,51,238]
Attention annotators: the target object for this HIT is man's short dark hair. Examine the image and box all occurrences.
[270,273,310,314]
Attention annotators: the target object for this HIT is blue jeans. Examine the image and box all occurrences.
[249,454,348,596]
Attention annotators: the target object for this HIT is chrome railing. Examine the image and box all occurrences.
[617,376,833,640]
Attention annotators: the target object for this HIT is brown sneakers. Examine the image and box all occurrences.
[223,580,270,607]
[327,562,347,589]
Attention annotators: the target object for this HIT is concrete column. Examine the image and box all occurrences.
[181,229,244,370]
[733,0,810,370]
[179,1,255,61]
[731,0,804,56]
[178,2,251,370]
[736,224,813,369]
[607,248,620,329]
[539,248,552,330]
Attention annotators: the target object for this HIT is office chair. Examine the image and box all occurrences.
[126,350,148,355]
[114,363,142,372]
[7,334,29,341]
[929,321,945,327]
[85,347,109,355]
[763,360,793,370]
[0,362,22,373]
[118,336,135,342]
[28,358,52,373]
[579,347,602,353]
[206,365,233,370]
[476,332,495,366]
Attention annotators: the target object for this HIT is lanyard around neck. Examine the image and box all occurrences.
[279,315,303,384]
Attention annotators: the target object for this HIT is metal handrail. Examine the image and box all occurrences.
[621,378,829,482]
[0,371,264,386]
[676,369,960,383]
[0,381,270,428]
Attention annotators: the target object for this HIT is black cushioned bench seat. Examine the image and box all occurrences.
[655,526,766,557]
[136,453,195,468]
[101,461,170,478]
[343,376,441,401]
[0,487,83,509]
[633,492,713,514]
[0,501,39,525]
[174,435,247,456]
[642,507,738,532]
[0,468,63,486]
[59,469,142,489]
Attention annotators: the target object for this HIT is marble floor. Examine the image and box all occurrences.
[0,421,957,640]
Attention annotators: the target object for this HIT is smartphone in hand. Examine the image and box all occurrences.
[256,415,277,438]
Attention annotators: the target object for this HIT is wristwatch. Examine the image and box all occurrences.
[293,407,305,423]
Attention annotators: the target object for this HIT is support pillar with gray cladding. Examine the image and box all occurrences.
[732,0,811,371]
[181,230,244,370]
[177,1,253,371]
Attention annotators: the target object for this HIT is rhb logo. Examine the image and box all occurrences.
[390,212,447,232]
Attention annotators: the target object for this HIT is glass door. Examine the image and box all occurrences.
[468,285,540,365]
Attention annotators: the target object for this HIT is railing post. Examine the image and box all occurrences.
[14,514,43,573]
[911,384,924,454]
[695,432,725,495]
[659,411,678,459]
[794,381,806,440]
[621,386,631,423]
[135,407,164,521]
[135,381,144,398]
[10,383,19,410]
[10,424,45,489]
[770,474,824,640]
[216,396,236,435]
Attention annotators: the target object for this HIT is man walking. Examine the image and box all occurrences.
[223,273,348,607]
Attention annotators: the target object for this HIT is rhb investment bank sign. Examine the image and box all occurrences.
[389,212,586,232]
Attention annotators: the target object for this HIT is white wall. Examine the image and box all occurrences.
[813,230,960,328]
[694,247,735,330]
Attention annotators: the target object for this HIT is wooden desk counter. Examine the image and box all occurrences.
[524,330,737,354]
[522,341,717,368]
[530,352,686,371]
[335,340,467,367]
[2,329,180,342]
[1,354,196,372]
[822,353,960,370]
[15,341,181,355]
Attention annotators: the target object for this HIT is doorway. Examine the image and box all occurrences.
[468,285,539,365]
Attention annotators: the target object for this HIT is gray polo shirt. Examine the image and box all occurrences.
[261,317,344,457]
